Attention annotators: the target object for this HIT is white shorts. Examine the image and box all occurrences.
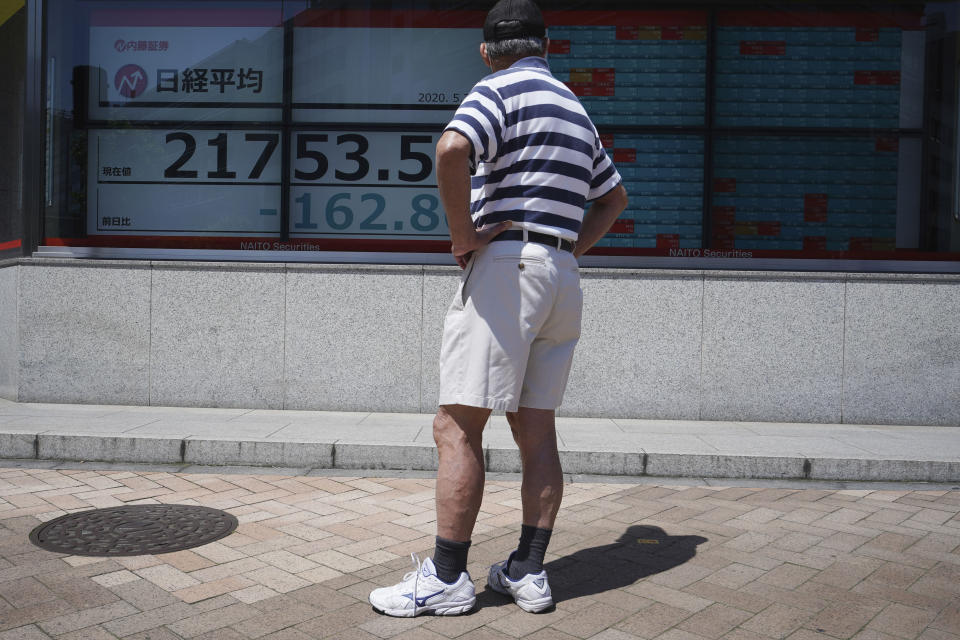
[437,239,582,413]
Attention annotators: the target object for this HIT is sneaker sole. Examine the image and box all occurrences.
[488,575,553,613]
[515,595,554,613]
[372,598,476,617]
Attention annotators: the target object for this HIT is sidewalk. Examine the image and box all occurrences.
[1,465,959,639]
[1,399,958,483]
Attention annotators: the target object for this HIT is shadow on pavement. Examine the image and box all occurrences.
[483,524,707,607]
[548,525,708,602]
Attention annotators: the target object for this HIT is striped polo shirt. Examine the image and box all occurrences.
[444,56,622,242]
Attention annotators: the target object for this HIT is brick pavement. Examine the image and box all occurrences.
[0,466,958,640]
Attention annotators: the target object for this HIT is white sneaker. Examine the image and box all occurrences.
[369,555,476,617]
[487,552,554,613]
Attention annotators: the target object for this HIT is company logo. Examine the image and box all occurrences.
[114,64,148,99]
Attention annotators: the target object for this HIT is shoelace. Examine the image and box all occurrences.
[401,553,421,609]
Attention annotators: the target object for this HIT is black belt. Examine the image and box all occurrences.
[489,230,575,253]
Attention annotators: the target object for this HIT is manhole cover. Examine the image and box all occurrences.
[29,504,238,556]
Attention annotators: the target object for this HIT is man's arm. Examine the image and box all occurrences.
[436,130,511,269]
[573,184,628,259]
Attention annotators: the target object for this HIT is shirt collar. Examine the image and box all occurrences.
[510,56,550,72]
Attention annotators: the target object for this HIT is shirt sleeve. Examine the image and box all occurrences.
[587,138,623,201]
[443,82,506,172]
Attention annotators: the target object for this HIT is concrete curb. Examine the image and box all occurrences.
[807,457,960,483]
[2,432,958,482]
[37,433,183,464]
[645,453,804,479]
[183,438,335,468]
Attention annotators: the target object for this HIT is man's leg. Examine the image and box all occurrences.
[506,407,563,528]
[503,407,562,580]
[433,403,490,582]
[368,403,488,617]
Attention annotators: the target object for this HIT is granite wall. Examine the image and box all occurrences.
[2,258,958,426]
[0,261,17,400]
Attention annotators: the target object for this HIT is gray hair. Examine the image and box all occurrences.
[484,36,547,61]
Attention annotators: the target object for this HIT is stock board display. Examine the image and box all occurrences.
[80,8,921,255]
[547,13,707,127]
[711,136,900,253]
[596,134,704,250]
[707,11,921,255]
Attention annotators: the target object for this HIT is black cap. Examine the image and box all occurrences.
[483,0,546,42]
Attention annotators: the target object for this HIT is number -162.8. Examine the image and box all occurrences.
[293,191,447,234]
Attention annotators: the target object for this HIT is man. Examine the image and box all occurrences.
[369,0,628,617]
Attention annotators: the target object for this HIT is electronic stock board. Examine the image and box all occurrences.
[84,8,922,255]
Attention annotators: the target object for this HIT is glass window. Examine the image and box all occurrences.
[44,1,284,249]
[704,7,932,260]
[594,134,705,253]
[710,136,908,256]
[39,1,960,265]
[0,2,26,257]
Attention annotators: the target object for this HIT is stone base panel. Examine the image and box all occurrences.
[0,258,958,426]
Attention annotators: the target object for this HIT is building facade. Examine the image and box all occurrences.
[1,0,959,425]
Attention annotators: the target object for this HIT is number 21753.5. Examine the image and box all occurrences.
[162,132,435,186]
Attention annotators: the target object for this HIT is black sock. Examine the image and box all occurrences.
[507,525,552,580]
[432,536,471,584]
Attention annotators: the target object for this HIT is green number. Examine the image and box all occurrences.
[359,193,387,230]
[325,193,353,230]
[294,192,317,229]
[410,194,440,232]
